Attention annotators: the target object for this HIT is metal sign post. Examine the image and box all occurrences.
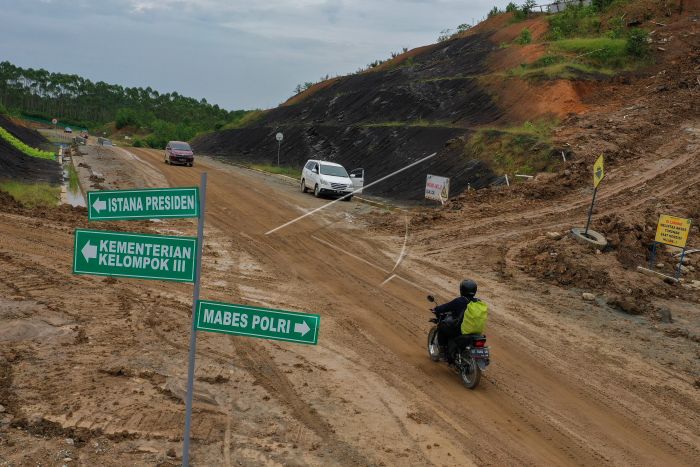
[182,173,207,467]
[275,132,283,166]
[675,247,687,280]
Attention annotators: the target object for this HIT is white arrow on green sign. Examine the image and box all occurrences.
[88,187,199,221]
[195,300,320,345]
[73,229,197,282]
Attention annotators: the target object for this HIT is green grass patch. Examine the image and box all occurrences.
[511,35,644,79]
[249,164,302,179]
[466,119,559,175]
[510,59,616,79]
[552,37,629,67]
[0,181,60,208]
[0,126,55,159]
[362,119,458,128]
[222,110,265,130]
[68,164,80,193]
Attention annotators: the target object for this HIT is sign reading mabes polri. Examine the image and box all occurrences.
[425,174,449,204]
[73,229,197,282]
[88,187,199,221]
[195,300,320,345]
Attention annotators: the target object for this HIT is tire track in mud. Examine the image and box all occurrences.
[232,342,372,466]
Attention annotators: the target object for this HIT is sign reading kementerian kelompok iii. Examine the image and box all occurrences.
[73,229,197,282]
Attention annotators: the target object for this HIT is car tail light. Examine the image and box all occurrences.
[474,340,486,348]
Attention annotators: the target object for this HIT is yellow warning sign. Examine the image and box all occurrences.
[593,154,605,188]
[655,215,692,248]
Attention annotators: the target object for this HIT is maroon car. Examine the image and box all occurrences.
[164,141,194,166]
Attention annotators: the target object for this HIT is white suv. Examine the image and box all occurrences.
[301,160,355,201]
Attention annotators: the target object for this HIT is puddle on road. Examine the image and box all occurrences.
[60,148,86,207]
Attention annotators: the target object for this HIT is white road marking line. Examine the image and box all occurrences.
[381,274,397,286]
[312,235,432,293]
[265,152,438,235]
[391,214,409,272]
[312,236,390,274]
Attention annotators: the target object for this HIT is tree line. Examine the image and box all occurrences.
[0,61,250,147]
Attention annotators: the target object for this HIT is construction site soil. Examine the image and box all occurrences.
[1,5,699,466]
[0,116,60,184]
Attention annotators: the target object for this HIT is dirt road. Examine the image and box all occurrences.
[0,145,698,466]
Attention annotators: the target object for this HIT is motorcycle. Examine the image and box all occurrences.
[426,294,490,389]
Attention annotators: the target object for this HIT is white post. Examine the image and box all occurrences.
[505,174,510,187]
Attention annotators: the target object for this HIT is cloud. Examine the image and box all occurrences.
[0,0,514,109]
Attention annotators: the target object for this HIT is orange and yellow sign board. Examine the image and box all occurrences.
[655,215,692,248]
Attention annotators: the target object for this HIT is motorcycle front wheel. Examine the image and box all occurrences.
[427,326,440,361]
[459,353,481,389]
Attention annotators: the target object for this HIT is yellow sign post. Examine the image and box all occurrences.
[593,154,605,188]
[655,215,691,248]
[585,155,605,236]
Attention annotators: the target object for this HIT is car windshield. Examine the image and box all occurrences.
[320,164,349,177]
[171,142,191,150]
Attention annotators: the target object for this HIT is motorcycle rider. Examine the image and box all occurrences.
[433,279,487,363]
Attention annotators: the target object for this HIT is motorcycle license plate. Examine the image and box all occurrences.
[471,348,489,359]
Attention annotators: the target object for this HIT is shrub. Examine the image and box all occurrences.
[626,28,649,57]
[115,108,140,129]
[437,28,453,42]
[521,0,537,15]
[518,28,532,44]
[132,138,144,148]
[505,2,518,12]
[0,102,7,115]
[488,6,501,18]
[547,5,601,39]
[457,23,471,33]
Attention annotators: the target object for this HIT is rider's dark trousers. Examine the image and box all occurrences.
[437,323,461,349]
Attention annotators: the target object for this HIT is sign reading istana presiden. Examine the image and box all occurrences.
[655,215,692,248]
[88,187,199,221]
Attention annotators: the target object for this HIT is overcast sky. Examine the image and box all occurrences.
[0,0,512,110]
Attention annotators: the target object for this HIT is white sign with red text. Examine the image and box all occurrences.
[425,174,449,204]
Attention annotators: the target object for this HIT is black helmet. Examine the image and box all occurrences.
[460,279,477,298]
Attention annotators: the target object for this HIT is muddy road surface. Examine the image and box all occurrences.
[0,146,697,466]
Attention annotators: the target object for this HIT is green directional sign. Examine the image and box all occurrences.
[195,300,320,345]
[87,187,199,221]
[73,229,197,282]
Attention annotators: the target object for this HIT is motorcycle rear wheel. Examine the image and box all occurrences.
[459,353,481,389]
[427,327,440,361]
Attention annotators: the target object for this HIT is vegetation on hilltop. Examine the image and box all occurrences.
[0,61,252,148]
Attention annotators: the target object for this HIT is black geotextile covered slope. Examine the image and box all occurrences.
[193,33,504,200]
[0,116,60,184]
